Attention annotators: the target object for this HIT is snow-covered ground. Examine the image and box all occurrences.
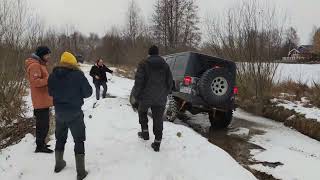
[0,64,257,180]
[271,98,320,122]
[234,110,320,180]
[275,63,320,86]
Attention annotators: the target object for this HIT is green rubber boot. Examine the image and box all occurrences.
[75,154,88,180]
[54,151,66,173]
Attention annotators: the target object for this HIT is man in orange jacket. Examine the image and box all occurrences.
[25,46,54,153]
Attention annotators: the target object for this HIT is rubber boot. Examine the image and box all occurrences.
[75,154,88,180]
[138,130,150,140]
[151,140,161,152]
[35,146,54,153]
[54,151,66,173]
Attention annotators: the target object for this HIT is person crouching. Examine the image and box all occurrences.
[48,52,92,180]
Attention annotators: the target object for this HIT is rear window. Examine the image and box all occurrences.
[173,55,188,77]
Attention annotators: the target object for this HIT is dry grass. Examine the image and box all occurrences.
[270,79,320,108]
[272,80,309,101]
[0,117,35,149]
[109,64,136,79]
[309,82,320,107]
[236,68,276,115]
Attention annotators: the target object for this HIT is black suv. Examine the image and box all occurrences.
[163,52,237,129]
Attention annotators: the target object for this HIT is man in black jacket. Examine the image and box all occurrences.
[48,52,92,180]
[130,45,173,152]
[89,59,113,100]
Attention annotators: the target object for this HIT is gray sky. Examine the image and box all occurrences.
[28,0,320,44]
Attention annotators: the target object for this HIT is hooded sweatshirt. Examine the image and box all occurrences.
[48,64,92,113]
[25,54,53,109]
[132,55,173,106]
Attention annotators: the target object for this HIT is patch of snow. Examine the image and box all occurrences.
[273,98,320,122]
[0,64,256,180]
[0,137,11,146]
[22,89,34,118]
[0,121,4,128]
[250,149,263,156]
[235,109,320,180]
[228,128,250,137]
[301,97,310,104]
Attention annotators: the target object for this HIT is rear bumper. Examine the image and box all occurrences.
[172,92,235,111]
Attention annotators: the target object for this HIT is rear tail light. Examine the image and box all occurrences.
[183,76,192,86]
[233,86,239,95]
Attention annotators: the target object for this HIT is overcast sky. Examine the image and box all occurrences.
[27,0,320,44]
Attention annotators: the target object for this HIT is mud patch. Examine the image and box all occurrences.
[251,170,281,180]
[106,94,117,98]
[252,161,284,168]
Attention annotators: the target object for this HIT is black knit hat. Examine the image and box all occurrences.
[148,45,159,55]
[35,46,51,59]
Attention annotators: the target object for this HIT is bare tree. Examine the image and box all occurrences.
[280,27,299,56]
[125,0,144,46]
[0,0,38,126]
[152,0,201,53]
[312,27,320,55]
[204,0,287,113]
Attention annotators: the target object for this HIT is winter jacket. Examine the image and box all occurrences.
[48,64,92,113]
[89,64,113,84]
[25,54,53,109]
[131,55,173,106]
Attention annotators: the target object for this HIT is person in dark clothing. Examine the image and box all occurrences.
[89,59,113,100]
[130,45,173,152]
[25,46,54,153]
[48,52,92,180]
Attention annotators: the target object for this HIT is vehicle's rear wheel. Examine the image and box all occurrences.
[209,110,233,129]
[199,68,234,106]
[164,95,179,122]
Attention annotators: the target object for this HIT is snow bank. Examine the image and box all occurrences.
[271,98,320,122]
[0,64,256,180]
[235,109,320,180]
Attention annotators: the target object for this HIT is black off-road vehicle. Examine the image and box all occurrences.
[163,52,237,129]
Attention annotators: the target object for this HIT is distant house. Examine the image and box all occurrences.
[283,45,314,61]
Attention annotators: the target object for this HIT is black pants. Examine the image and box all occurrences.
[138,105,165,141]
[34,108,50,148]
[94,81,107,100]
[55,111,86,154]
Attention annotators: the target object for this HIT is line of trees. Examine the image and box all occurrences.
[0,0,202,125]
[34,0,202,66]
[1,0,303,121]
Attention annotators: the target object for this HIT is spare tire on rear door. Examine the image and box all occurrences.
[199,68,233,106]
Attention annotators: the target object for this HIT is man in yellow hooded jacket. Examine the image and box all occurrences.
[48,52,92,180]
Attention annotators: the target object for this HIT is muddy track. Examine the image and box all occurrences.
[173,115,281,180]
